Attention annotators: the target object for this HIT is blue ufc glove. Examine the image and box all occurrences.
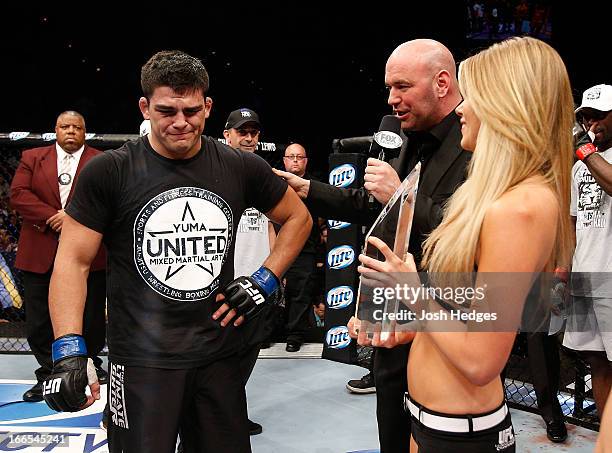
[42,334,96,412]
[221,266,283,321]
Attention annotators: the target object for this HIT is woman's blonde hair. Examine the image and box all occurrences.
[422,37,574,273]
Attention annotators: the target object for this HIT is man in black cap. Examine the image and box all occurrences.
[223,108,276,436]
[223,108,262,153]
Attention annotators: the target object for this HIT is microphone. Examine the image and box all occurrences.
[367,115,404,208]
[368,115,403,161]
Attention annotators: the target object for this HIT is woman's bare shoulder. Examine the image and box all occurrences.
[479,181,559,271]
[487,182,558,228]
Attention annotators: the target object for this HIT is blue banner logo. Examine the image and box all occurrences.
[325,326,351,349]
[327,245,355,270]
[326,286,354,309]
[329,164,356,188]
[328,219,351,230]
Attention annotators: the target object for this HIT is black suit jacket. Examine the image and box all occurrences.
[307,111,471,265]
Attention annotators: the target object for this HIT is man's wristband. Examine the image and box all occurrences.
[553,266,569,284]
[576,143,597,161]
[251,266,280,296]
[52,334,87,363]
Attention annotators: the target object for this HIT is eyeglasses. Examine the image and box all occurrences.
[283,155,307,161]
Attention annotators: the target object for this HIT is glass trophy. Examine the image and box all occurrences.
[355,162,421,339]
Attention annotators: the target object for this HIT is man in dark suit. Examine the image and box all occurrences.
[10,110,107,402]
[282,143,320,352]
[275,39,470,453]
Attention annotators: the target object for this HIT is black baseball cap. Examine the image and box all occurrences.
[224,108,261,130]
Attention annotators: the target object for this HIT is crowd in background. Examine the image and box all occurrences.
[466,0,552,40]
[0,150,22,322]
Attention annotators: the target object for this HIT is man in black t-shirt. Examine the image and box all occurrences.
[223,107,274,436]
[40,50,311,453]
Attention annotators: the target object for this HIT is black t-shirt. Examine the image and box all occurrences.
[66,136,287,368]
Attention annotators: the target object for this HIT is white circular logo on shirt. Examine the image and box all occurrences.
[133,187,233,301]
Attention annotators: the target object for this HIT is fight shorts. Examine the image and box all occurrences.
[404,393,515,452]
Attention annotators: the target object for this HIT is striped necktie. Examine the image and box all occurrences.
[58,154,74,208]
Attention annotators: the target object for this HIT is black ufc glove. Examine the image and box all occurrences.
[573,121,597,161]
[222,266,282,321]
[43,334,96,412]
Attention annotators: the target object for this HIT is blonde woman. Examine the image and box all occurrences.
[359,37,574,452]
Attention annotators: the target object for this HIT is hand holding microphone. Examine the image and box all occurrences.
[364,159,402,206]
[365,115,404,206]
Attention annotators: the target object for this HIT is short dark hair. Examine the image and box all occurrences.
[140,50,209,100]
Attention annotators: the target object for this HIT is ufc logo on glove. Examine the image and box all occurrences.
[43,378,61,396]
[238,280,265,305]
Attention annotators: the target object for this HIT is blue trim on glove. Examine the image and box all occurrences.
[52,334,87,363]
[251,266,280,297]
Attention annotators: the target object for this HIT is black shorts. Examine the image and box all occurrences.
[107,356,250,453]
[408,398,515,453]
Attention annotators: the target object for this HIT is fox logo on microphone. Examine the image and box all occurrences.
[325,326,351,349]
[327,245,355,270]
[374,130,403,149]
[326,286,354,309]
[329,164,356,188]
[328,219,351,230]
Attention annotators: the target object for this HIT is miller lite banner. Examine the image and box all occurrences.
[328,163,357,187]
[323,153,366,364]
